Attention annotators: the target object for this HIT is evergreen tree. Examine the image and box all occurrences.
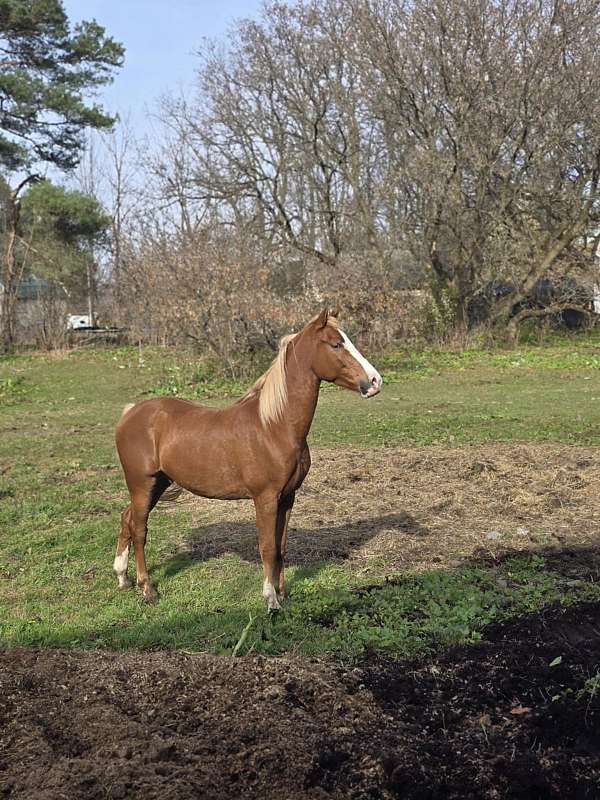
[0,0,124,350]
[20,180,110,319]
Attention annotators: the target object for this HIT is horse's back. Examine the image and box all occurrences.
[117,396,216,432]
[115,396,219,472]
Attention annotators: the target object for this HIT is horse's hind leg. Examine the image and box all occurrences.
[113,507,134,590]
[114,473,169,602]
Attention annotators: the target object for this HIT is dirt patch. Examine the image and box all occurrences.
[362,599,600,799]
[175,444,600,573]
[0,647,390,799]
[2,601,600,799]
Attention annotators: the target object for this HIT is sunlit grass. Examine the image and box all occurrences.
[2,334,600,658]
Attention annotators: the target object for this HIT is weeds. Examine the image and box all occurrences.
[578,671,600,701]
[0,376,28,403]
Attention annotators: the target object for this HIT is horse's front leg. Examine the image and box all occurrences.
[276,492,295,601]
[254,494,282,612]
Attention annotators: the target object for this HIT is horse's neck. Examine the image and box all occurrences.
[279,340,320,444]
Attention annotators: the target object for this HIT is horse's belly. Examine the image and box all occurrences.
[169,466,250,501]
[160,442,249,500]
[185,482,252,501]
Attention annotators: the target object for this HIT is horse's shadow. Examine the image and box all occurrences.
[161,511,429,579]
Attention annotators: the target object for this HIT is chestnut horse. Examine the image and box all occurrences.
[114,309,382,610]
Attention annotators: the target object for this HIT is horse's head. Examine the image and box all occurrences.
[308,308,382,398]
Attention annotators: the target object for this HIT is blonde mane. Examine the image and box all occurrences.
[240,314,338,427]
[240,334,296,426]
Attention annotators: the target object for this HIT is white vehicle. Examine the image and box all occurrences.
[66,314,93,330]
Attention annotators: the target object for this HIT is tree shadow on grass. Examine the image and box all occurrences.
[21,543,600,657]
[160,511,430,580]
[8,542,600,660]
[470,541,600,583]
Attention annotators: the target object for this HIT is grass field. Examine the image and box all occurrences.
[2,333,600,659]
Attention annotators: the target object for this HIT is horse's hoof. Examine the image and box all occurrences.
[143,585,159,604]
[117,576,133,590]
[268,605,280,616]
[266,595,281,613]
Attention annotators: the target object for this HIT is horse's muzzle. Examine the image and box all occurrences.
[359,373,382,398]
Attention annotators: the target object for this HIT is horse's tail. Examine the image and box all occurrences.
[159,483,185,503]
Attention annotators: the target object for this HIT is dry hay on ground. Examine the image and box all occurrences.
[176,444,600,574]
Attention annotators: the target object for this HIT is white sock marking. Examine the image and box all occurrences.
[263,578,281,611]
[113,548,129,575]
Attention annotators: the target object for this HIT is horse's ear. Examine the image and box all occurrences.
[314,307,339,328]
[315,308,330,328]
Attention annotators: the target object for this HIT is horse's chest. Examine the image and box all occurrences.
[285,448,311,494]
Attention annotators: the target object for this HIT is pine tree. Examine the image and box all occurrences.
[0,0,124,350]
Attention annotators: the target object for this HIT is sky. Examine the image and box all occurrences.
[62,0,264,133]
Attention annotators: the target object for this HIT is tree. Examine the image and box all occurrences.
[75,119,141,291]
[158,0,599,341]
[0,0,123,351]
[359,0,600,335]
[179,0,386,267]
[20,179,110,295]
[15,180,110,344]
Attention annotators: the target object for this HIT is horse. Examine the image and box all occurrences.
[113,308,382,610]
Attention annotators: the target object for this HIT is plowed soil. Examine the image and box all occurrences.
[2,444,600,799]
[2,599,600,799]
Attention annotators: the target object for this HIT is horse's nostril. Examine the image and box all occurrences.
[372,376,378,386]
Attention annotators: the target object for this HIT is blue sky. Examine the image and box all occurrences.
[62,1,264,130]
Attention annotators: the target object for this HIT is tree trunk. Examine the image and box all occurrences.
[488,224,584,332]
[1,176,39,353]
[0,194,20,353]
[504,315,520,347]
[86,260,96,327]
[505,303,591,347]
[454,278,472,336]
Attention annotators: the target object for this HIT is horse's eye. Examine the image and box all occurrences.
[332,341,343,349]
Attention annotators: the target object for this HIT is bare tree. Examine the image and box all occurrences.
[100,118,141,286]
[110,0,600,349]
[76,119,142,296]
[360,0,600,334]
[177,1,391,268]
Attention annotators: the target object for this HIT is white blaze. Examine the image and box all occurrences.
[340,330,383,395]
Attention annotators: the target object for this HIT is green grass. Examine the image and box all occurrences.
[2,333,600,658]
[0,375,29,404]
[145,331,600,446]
